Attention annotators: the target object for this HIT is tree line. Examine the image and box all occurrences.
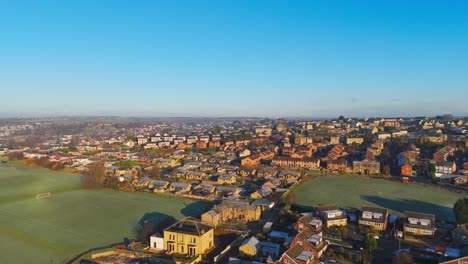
[24,157,66,170]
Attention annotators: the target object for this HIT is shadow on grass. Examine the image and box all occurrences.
[180,200,213,218]
[67,212,177,264]
[360,195,455,222]
[67,201,213,263]
[134,212,177,242]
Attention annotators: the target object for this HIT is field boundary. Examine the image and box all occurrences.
[281,180,300,201]
[67,244,121,264]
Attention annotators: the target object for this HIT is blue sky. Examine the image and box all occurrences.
[0,0,467,117]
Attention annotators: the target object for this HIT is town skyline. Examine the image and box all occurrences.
[1,113,467,119]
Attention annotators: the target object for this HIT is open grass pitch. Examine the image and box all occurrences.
[295,176,463,221]
[0,163,211,263]
[295,175,463,222]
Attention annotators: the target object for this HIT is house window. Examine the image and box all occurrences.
[180,245,184,253]
[169,234,175,240]
[153,242,157,248]
[190,237,196,244]
[179,235,184,242]
[189,246,196,256]
[167,242,175,252]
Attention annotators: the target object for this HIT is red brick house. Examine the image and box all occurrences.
[280,244,316,264]
[177,142,192,150]
[209,140,220,148]
[296,214,322,233]
[290,227,328,259]
[196,141,208,149]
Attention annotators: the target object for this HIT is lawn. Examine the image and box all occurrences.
[294,175,464,222]
[0,163,82,202]
[0,163,212,263]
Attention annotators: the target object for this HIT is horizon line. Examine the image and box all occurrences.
[0,114,466,120]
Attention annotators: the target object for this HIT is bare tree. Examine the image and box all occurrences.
[146,167,161,179]
[83,162,106,189]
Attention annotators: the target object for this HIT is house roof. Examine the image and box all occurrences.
[240,236,260,250]
[169,182,190,188]
[298,215,322,229]
[296,227,322,240]
[260,241,280,255]
[165,217,212,236]
[361,206,388,216]
[215,200,257,212]
[404,211,435,229]
[360,206,388,223]
[283,244,314,263]
[150,180,168,187]
[298,214,316,224]
[218,174,236,181]
[295,228,327,253]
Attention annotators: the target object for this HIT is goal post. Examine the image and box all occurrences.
[35,192,51,199]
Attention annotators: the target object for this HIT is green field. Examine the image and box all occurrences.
[295,175,463,222]
[0,163,211,263]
